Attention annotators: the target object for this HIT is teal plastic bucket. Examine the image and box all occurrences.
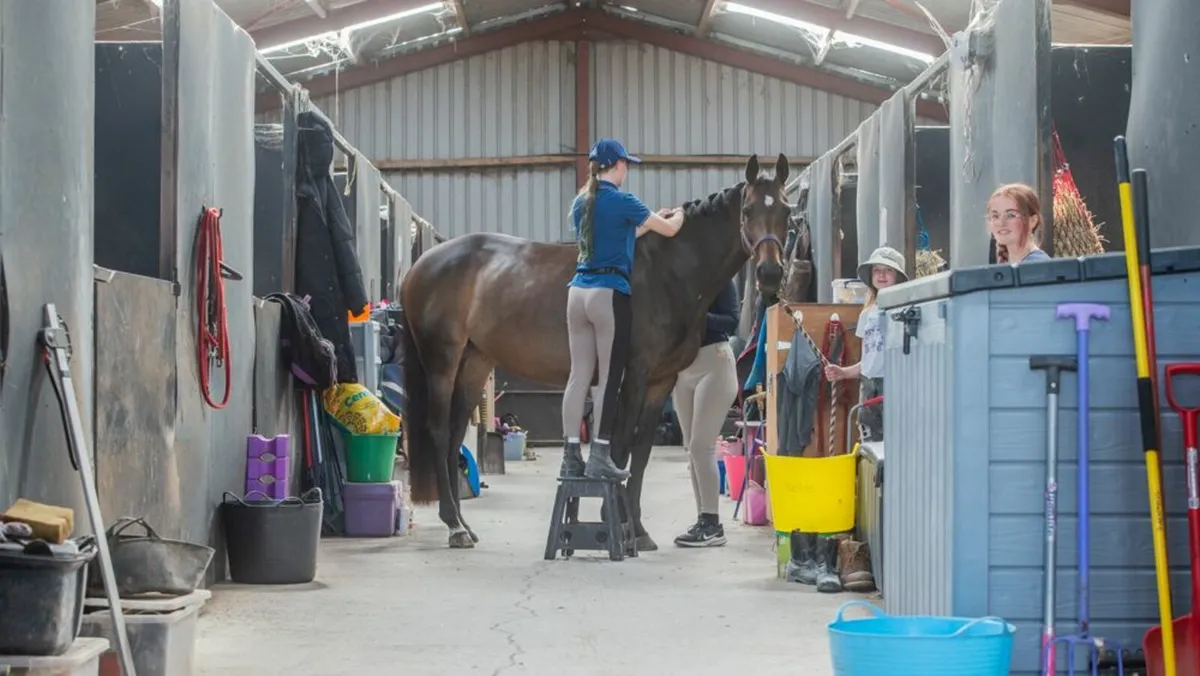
[828,601,1015,676]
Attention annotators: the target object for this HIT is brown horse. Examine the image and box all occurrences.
[400,154,791,549]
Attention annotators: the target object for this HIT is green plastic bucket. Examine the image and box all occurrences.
[334,423,400,483]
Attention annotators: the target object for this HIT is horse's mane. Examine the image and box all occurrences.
[680,183,744,222]
[678,172,782,222]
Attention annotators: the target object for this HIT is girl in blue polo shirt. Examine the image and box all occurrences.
[559,138,685,480]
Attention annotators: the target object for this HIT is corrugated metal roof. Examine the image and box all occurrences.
[97,1,1129,87]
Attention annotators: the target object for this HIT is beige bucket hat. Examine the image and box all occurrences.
[857,246,908,288]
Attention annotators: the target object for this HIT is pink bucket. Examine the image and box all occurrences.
[723,453,746,501]
[741,480,768,525]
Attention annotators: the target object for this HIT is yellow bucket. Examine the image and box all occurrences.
[764,451,858,533]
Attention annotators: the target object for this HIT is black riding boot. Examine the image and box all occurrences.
[583,441,630,481]
[559,441,585,478]
[815,536,844,593]
[785,531,818,585]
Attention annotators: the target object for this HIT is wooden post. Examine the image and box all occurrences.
[574,40,590,189]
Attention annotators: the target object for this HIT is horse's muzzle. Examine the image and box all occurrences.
[757,261,783,298]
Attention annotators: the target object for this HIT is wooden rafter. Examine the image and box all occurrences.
[303,0,327,19]
[447,0,469,35]
[1054,0,1130,18]
[695,0,721,38]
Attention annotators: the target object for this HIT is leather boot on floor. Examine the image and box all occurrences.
[584,441,630,481]
[785,531,818,585]
[837,538,877,593]
[559,442,585,478]
[814,536,844,593]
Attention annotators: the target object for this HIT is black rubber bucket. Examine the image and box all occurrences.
[221,488,322,585]
[0,539,96,655]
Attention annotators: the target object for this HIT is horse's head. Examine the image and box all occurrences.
[741,153,791,298]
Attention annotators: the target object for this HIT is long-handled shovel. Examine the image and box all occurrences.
[1114,136,1177,676]
[1145,363,1200,675]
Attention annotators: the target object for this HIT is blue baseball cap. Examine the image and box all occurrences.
[588,138,641,167]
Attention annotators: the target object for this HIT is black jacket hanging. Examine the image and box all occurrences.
[294,111,369,384]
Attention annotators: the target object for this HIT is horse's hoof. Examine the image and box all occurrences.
[448,531,475,549]
[635,534,658,552]
[467,529,480,544]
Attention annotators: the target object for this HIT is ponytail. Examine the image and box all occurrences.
[576,160,602,263]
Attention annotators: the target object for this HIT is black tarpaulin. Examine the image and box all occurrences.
[353,152,383,300]
[915,127,952,265]
[807,154,836,302]
[855,114,882,261]
[1127,0,1198,248]
[877,89,915,274]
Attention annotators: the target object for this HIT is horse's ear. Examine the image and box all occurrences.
[775,153,789,184]
[745,154,760,184]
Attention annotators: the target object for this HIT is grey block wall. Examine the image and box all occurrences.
[0,1,96,519]
[878,255,1198,674]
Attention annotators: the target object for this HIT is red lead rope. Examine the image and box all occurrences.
[196,206,231,409]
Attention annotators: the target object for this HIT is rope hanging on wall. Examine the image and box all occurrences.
[820,315,847,456]
[195,206,232,409]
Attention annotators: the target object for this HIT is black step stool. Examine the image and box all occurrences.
[544,477,638,561]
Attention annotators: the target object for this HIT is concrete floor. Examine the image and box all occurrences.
[196,446,870,676]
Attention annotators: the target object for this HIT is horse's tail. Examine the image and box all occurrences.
[400,309,439,504]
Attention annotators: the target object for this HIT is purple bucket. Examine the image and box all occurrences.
[343,481,398,537]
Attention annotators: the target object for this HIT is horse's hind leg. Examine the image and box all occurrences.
[416,336,471,544]
[445,345,494,547]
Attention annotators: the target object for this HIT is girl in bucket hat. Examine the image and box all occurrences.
[823,246,907,442]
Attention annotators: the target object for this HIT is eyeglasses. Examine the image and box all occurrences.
[986,211,1024,224]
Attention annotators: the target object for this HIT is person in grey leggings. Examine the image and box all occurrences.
[560,138,684,480]
[673,279,740,547]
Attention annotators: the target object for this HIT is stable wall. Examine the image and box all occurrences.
[1127,0,1200,249]
[90,0,276,581]
[877,252,1199,674]
[0,1,96,520]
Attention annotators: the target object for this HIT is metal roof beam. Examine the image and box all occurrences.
[256,7,947,120]
[735,0,945,56]
[582,9,946,118]
[250,0,441,50]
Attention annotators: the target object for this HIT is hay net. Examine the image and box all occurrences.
[914,204,945,278]
[1051,126,1106,258]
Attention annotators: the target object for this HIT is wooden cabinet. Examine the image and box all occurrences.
[764,302,864,457]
